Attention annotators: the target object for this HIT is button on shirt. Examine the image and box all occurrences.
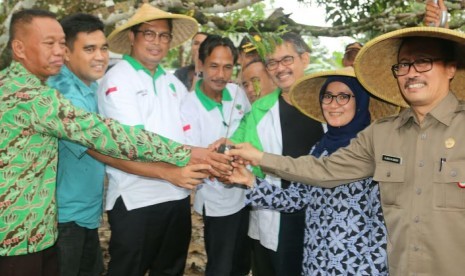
[259,93,465,275]
[48,65,105,229]
[0,61,190,256]
[181,80,250,216]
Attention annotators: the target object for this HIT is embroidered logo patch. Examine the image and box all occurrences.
[382,155,402,164]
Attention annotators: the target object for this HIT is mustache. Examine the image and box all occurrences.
[276,70,291,78]
[404,77,426,88]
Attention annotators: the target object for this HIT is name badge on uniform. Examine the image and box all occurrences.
[382,154,402,164]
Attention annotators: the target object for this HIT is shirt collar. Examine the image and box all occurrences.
[7,61,42,87]
[252,88,281,110]
[123,54,165,80]
[397,92,459,128]
[59,65,97,96]
[194,79,232,111]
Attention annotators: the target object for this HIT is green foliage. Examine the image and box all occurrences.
[310,0,409,26]
[243,25,287,60]
[224,2,267,33]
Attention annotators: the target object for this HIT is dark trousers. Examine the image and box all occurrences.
[251,211,305,276]
[203,207,251,276]
[0,244,58,276]
[106,196,191,276]
[57,222,103,276]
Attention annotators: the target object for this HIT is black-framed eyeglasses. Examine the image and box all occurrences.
[320,92,355,105]
[265,55,295,71]
[134,30,172,43]
[391,58,444,78]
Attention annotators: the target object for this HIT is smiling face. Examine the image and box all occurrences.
[321,81,356,127]
[129,19,171,72]
[12,17,66,82]
[396,38,456,112]
[265,42,309,93]
[200,45,235,96]
[65,30,109,86]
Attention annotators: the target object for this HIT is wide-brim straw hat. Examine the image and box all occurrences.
[108,3,198,54]
[290,67,400,123]
[354,26,465,107]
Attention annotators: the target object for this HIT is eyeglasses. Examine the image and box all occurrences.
[134,30,172,43]
[320,92,354,105]
[265,55,295,71]
[391,58,444,78]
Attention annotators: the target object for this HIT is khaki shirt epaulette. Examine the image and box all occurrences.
[455,100,465,112]
[372,113,400,124]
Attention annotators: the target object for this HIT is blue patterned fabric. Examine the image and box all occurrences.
[246,149,388,275]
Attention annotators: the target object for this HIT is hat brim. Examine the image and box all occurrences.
[108,4,198,54]
[354,27,465,108]
[290,67,400,123]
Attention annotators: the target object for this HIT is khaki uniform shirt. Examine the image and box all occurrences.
[261,92,465,275]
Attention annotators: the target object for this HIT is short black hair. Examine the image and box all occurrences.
[60,13,105,50]
[198,34,238,64]
[8,9,57,49]
[281,32,311,54]
[242,57,265,71]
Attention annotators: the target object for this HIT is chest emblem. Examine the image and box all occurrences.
[445,138,455,149]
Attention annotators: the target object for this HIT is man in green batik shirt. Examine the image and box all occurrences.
[0,9,228,276]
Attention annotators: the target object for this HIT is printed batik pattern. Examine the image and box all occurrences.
[0,61,190,256]
[246,161,388,275]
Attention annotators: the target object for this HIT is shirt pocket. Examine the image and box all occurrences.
[433,161,465,211]
[373,163,405,207]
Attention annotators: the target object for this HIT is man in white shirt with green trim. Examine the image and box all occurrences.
[181,35,251,276]
[96,4,200,276]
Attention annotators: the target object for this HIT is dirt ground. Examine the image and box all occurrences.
[98,204,207,275]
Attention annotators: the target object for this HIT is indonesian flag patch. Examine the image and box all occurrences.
[183,124,191,132]
[105,86,118,96]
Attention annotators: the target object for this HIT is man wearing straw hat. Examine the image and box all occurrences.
[227,26,465,275]
[96,4,201,275]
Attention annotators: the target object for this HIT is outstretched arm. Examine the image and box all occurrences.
[227,161,310,212]
[88,149,210,190]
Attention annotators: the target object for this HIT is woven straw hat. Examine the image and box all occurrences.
[354,26,465,108]
[290,67,400,123]
[108,3,198,54]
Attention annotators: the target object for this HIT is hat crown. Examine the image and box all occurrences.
[290,67,400,123]
[354,26,465,107]
[108,3,198,54]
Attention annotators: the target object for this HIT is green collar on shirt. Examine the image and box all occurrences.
[252,87,281,111]
[194,79,232,111]
[123,54,166,80]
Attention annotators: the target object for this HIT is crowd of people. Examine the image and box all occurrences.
[1,0,462,276]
